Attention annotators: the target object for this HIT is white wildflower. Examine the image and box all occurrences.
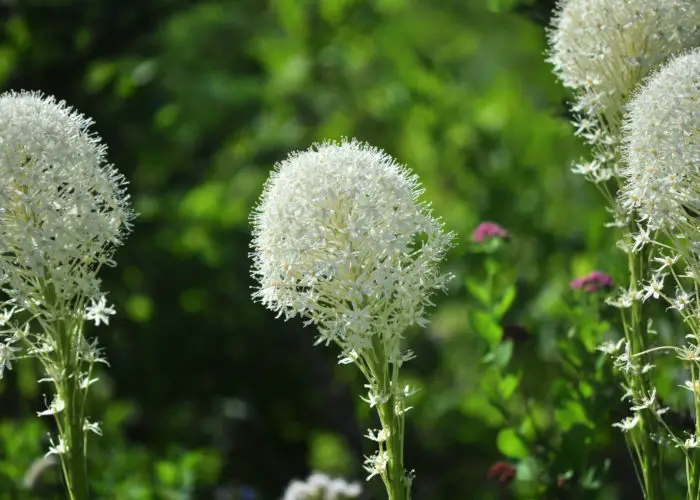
[36,395,65,417]
[598,338,625,355]
[670,291,693,312]
[619,49,700,229]
[632,226,652,252]
[614,341,636,373]
[0,336,19,377]
[366,428,390,443]
[640,363,655,374]
[679,435,700,450]
[85,296,116,326]
[620,385,633,402]
[282,472,362,500]
[44,435,68,458]
[363,451,389,481]
[79,374,99,389]
[0,91,134,316]
[83,419,102,436]
[327,477,362,499]
[642,274,666,301]
[653,254,680,272]
[612,414,640,432]
[631,388,659,412]
[360,387,390,408]
[678,344,700,362]
[338,350,359,365]
[250,138,454,361]
[547,0,700,117]
[681,380,700,394]
[0,307,15,327]
[282,480,315,500]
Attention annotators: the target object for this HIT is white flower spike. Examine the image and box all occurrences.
[0,91,134,312]
[250,138,454,362]
[547,0,700,117]
[619,49,700,231]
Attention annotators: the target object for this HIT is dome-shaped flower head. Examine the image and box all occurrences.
[0,91,134,312]
[619,49,700,230]
[547,0,700,118]
[250,139,454,360]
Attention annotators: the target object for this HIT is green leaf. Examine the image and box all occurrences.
[483,341,513,369]
[156,461,178,486]
[494,284,516,318]
[516,456,540,481]
[497,428,529,459]
[472,310,502,347]
[498,373,520,399]
[554,401,590,431]
[319,0,356,24]
[466,278,490,306]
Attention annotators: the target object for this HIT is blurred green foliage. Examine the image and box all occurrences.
[0,0,687,499]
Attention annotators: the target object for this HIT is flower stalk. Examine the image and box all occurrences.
[0,91,133,499]
[250,139,453,498]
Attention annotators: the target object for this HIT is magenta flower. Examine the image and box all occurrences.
[487,461,516,485]
[472,221,509,242]
[570,270,613,292]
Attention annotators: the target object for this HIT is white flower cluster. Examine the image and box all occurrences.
[0,91,133,317]
[251,138,454,362]
[548,0,700,118]
[0,91,133,385]
[619,49,700,232]
[548,0,700,185]
[282,472,361,500]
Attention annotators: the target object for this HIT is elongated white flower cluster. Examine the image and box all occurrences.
[619,49,700,231]
[0,91,133,317]
[548,0,700,118]
[548,0,700,185]
[282,472,361,500]
[251,139,454,362]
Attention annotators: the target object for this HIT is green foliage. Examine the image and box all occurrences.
[0,0,680,498]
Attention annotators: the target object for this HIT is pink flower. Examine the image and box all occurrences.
[488,461,516,484]
[570,270,613,292]
[472,221,509,242]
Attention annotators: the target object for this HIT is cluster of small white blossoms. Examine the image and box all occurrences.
[598,337,671,435]
[250,138,455,364]
[252,139,452,487]
[282,472,361,500]
[547,0,700,183]
[606,48,700,445]
[619,48,700,233]
[0,91,133,380]
[615,49,700,325]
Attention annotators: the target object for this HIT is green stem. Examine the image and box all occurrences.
[367,338,410,500]
[687,365,700,500]
[625,230,665,500]
[54,316,89,500]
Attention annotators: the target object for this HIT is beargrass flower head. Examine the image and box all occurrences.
[250,138,455,362]
[619,49,700,232]
[547,0,700,118]
[0,91,134,317]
